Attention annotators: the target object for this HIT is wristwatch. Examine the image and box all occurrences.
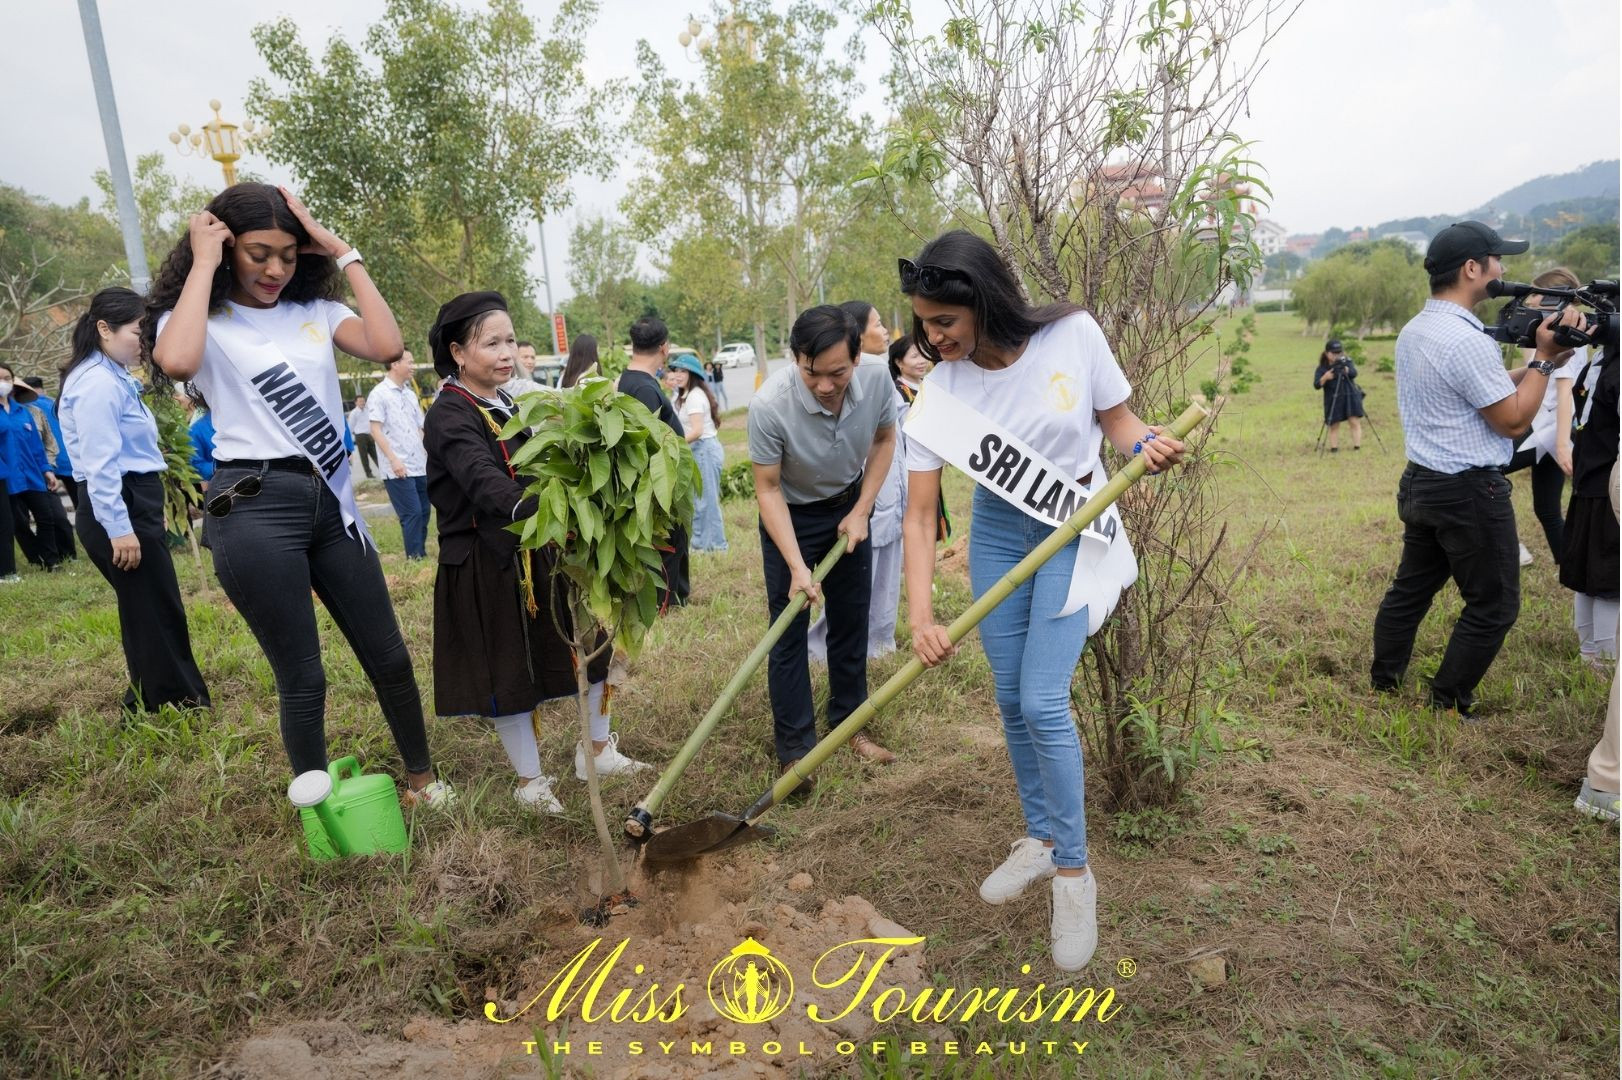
[1528,358,1555,376]
[335,248,364,271]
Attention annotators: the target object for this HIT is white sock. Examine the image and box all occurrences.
[1577,593,1597,655]
[491,711,541,779]
[587,680,611,744]
[1593,597,1620,660]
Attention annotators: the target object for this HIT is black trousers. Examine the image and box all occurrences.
[0,479,14,577]
[760,495,873,763]
[353,433,379,478]
[76,474,211,712]
[1371,464,1520,713]
[209,462,431,777]
[659,522,691,610]
[10,488,68,567]
[1502,445,1565,562]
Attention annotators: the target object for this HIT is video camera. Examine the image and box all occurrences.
[1483,278,1619,355]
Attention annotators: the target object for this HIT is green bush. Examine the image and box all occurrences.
[1253,299,1294,313]
[718,459,755,502]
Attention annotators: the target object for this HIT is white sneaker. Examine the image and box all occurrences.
[574,732,652,781]
[0,574,20,585]
[1518,542,1533,567]
[1050,871,1098,972]
[515,775,564,814]
[978,837,1056,905]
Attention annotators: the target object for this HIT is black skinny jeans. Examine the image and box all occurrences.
[209,461,432,777]
[760,491,872,764]
[1371,464,1521,714]
[1502,445,1565,562]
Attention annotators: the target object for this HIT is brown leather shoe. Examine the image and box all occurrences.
[849,733,897,765]
[778,760,815,798]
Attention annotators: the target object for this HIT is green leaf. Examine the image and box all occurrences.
[649,450,674,511]
[599,406,624,448]
[588,449,611,493]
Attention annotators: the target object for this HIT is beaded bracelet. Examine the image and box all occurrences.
[1133,432,1160,476]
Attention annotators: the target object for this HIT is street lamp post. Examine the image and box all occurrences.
[169,100,264,188]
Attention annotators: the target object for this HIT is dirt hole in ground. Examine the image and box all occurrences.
[221,855,933,1078]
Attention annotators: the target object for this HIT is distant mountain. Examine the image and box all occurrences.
[1469,160,1619,217]
[1339,161,1620,255]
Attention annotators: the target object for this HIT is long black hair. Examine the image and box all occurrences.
[887,332,915,386]
[141,183,342,393]
[64,287,145,386]
[901,230,1081,364]
[561,333,599,388]
[672,366,721,430]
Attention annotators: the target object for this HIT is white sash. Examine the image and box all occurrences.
[904,381,1136,633]
[210,310,373,548]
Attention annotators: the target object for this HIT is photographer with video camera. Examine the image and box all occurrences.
[1314,339,1365,452]
[1370,221,1585,716]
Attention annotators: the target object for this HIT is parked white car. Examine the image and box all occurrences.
[715,342,757,368]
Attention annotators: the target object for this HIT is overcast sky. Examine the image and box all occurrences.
[2,0,1616,304]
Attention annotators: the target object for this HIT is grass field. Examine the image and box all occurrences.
[1,309,1616,1077]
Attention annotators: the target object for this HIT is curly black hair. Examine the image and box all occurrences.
[140,183,341,396]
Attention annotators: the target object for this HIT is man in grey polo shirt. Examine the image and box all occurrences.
[1371,221,1582,715]
[749,305,899,785]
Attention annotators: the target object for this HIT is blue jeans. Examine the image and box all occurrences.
[383,474,431,558]
[967,488,1091,869]
[690,437,729,552]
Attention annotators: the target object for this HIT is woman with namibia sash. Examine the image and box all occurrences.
[147,183,453,808]
[898,230,1185,972]
[423,292,648,816]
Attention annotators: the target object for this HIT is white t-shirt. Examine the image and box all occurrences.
[158,298,357,464]
[1517,346,1584,459]
[906,311,1131,480]
[678,387,718,440]
[367,379,428,476]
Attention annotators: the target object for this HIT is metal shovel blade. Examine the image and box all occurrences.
[639,813,777,864]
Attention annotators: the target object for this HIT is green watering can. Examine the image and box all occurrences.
[287,756,410,860]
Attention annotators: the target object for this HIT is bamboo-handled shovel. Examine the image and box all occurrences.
[623,541,847,838]
[640,402,1210,864]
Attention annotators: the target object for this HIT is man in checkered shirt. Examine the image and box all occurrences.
[1371,221,1585,715]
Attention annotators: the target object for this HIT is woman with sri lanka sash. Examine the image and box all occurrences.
[148,182,453,809]
[423,292,649,817]
[898,230,1186,975]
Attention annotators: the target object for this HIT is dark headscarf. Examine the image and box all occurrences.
[428,291,508,377]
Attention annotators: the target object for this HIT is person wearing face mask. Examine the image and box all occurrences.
[423,291,649,812]
[58,287,211,712]
[899,229,1187,972]
[747,304,899,788]
[147,182,452,808]
[0,363,66,572]
[1370,222,1584,716]
[807,301,908,697]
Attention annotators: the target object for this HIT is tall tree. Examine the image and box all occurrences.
[566,215,643,352]
[626,0,867,382]
[865,0,1297,809]
[247,0,619,349]
[92,153,216,273]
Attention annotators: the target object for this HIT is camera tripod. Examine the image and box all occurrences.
[1315,363,1387,455]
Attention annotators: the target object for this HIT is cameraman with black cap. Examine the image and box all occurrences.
[1314,339,1365,451]
[1370,221,1585,715]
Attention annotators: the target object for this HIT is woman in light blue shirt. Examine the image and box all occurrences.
[59,287,209,713]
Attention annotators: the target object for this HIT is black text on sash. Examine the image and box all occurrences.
[249,362,349,477]
[966,433,1117,543]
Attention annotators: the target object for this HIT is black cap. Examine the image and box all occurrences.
[427,291,508,377]
[1326,339,1344,353]
[1423,221,1529,275]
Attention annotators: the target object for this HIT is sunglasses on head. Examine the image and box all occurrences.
[205,473,263,518]
[898,258,971,294]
